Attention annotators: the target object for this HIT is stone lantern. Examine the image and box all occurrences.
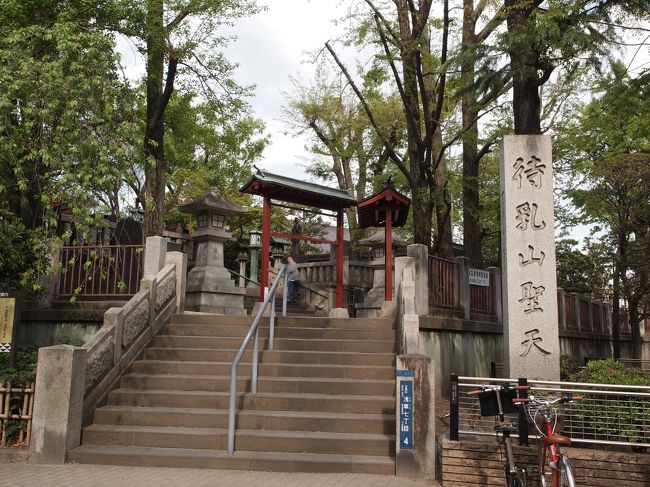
[179,191,247,315]
[270,237,290,271]
[248,230,261,284]
[235,248,249,287]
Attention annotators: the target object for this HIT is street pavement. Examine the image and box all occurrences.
[0,464,441,486]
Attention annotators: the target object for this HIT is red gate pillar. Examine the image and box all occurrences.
[385,206,393,301]
[335,209,344,309]
[260,196,271,301]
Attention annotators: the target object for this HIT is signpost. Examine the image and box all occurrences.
[0,292,21,366]
[397,369,415,450]
[469,268,490,287]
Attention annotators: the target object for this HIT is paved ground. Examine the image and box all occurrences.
[0,464,440,487]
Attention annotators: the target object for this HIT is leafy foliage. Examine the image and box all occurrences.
[570,359,650,442]
[0,348,39,385]
[0,211,53,297]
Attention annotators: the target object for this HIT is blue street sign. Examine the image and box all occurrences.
[399,379,413,449]
[396,370,415,377]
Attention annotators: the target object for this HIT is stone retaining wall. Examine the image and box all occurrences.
[441,438,650,486]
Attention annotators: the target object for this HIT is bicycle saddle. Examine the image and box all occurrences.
[545,433,572,446]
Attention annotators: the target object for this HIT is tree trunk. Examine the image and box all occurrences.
[461,0,482,266]
[612,262,620,359]
[505,0,543,135]
[143,0,166,237]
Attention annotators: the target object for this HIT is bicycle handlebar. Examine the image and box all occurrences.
[467,384,529,397]
[514,394,583,406]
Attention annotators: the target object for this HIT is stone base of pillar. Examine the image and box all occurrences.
[328,307,349,319]
[185,286,246,316]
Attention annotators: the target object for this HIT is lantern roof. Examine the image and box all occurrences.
[356,180,411,228]
[240,170,357,211]
[178,191,246,216]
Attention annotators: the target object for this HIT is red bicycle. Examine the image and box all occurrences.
[513,393,582,487]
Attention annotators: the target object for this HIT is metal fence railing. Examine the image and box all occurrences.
[58,244,144,298]
[451,374,650,448]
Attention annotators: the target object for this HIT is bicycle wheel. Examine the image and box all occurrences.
[559,454,576,487]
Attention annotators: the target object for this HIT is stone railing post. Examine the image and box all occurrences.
[487,266,502,323]
[395,257,418,354]
[395,354,435,480]
[557,288,566,330]
[143,236,167,279]
[165,251,187,314]
[105,307,124,364]
[31,345,87,464]
[407,244,429,316]
[455,256,470,320]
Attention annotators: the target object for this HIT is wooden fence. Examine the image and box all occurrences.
[1,382,34,447]
[429,256,459,310]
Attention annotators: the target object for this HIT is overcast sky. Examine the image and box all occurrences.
[222,0,346,179]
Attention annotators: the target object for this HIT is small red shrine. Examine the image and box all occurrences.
[356,180,411,301]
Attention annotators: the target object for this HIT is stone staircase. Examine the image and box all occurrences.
[68,313,398,473]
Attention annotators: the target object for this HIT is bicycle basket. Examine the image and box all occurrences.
[477,388,518,416]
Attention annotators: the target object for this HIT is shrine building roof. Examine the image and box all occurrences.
[240,170,357,211]
[356,182,411,228]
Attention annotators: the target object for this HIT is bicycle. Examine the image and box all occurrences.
[513,393,582,487]
[468,384,533,487]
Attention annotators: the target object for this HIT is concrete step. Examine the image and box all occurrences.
[120,374,395,396]
[161,323,398,341]
[150,335,397,353]
[67,445,396,474]
[81,424,394,456]
[143,348,396,366]
[172,314,395,330]
[131,360,395,380]
[92,406,395,435]
[107,390,395,414]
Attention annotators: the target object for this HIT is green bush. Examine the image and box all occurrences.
[570,359,650,442]
[560,354,582,381]
[0,348,38,385]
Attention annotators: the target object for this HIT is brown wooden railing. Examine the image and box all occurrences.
[1,382,34,447]
[428,255,458,310]
[58,244,144,298]
[470,284,492,314]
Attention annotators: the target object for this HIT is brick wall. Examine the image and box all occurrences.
[442,438,650,486]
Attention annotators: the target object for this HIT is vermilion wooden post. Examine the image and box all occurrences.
[260,196,271,301]
[335,209,344,309]
[385,205,393,301]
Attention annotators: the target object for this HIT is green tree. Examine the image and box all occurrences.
[561,65,650,357]
[283,58,405,243]
[0,0,138,231]
[118,0,261,237]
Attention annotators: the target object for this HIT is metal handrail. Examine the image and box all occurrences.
[226,268,261,287]
[227,264,288,455]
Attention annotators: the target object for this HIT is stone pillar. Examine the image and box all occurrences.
[500,135,560,380]
[487,266,502,323]
[407,244,429,316]
[30,345,87,464]
[165,251,187,314]
[456,256,471,320]
[143,236,167,279]
[395,354,435,480]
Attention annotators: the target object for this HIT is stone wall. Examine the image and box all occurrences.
[441,438,650,486]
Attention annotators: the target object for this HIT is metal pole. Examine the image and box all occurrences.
[282,269,288,317]
[270,284,276,351]
[227,364,238,455]
[252,327,259,394]
[450,374,459,441]
[518,377,529,446]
